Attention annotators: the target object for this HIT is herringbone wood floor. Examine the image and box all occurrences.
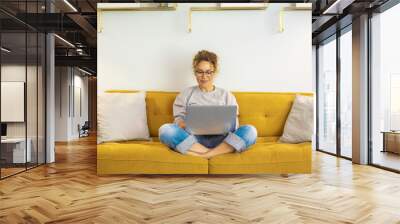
[1,135,400,224]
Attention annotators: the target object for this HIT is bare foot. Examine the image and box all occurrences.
[188,150,213,159]
[200,143,235,159]
[202,152,213,159]
[186,151,203,157]
[186,151,211,159]
[199,151,213,159]
[189,143,210,154]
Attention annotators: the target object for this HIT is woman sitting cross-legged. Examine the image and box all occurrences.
[159,50,257,159]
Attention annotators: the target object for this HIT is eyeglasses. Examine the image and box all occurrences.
[195,70,214,77]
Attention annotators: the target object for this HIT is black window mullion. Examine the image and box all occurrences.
[367,11,373,165]
[24,0,28,171]
[36,0,39,168]
[316,44,320,151]
[44,28,47,164]
[336,29,341,157]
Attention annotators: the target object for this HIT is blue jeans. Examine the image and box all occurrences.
[159,124,257,154]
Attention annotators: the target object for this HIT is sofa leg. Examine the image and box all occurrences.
[280,174,289,178]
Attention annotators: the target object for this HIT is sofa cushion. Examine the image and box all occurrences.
[209,142,312,174]
[256,136,280,143]
[234,92,312,137]
[97,141,208,174]
[144,91,313,138]
[97,141,311,175]
[146,91,177,137]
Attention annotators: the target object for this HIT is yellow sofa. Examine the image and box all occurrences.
[97,91,312,174]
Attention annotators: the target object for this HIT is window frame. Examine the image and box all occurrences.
[315,24,353,161]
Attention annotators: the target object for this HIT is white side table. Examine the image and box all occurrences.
[1,138,32,163]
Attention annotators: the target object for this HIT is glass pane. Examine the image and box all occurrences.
[318,38,337,154]
[27,31,38,169]
[340,29,352,158]
[38,33,46,165]
[1,31,27,177]
[371,4,400,171]
[0,1,46,178]
[25,0,38,169]
[390,75,400,130]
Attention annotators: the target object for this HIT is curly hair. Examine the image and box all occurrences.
[192,50,219,73]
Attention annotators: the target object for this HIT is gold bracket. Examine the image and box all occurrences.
[97,3,177,33]
[279,4,311,33]
[188,4,269,33]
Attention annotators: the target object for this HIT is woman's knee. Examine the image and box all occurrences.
[159,123,179,141]
[158,123,179,137]
[159,123,190,148]
[235,125,258,146]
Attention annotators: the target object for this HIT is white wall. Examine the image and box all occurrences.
[72,73,89,138]
[55,67,69,141]
[55,67,89,141]
[98,3,312,93]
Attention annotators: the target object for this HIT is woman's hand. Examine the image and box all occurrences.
[177,120,186,129]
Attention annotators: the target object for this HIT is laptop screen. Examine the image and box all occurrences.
[1,123,7,137]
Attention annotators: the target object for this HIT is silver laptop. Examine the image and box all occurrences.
[185,105,237,135]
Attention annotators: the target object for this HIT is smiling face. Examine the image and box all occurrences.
[194,60,216,89]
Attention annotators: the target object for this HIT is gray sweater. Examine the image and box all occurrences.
[173,85,239,129]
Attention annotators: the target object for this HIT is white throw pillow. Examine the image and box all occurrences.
[279,94,314,143]
[97,91,150,144]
